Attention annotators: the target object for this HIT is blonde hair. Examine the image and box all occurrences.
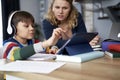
[45,0,78,29]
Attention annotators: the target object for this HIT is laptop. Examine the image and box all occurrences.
[109,23,120,41]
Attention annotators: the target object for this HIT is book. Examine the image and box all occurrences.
[92,45,102,51]
[108,44,120,52]
[56,51,104,63]
[105,51,120,58]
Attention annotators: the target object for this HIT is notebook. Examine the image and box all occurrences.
[109,23,120,41]
[57,32,98,55]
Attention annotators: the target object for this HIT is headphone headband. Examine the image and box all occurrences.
[7,11,19,35]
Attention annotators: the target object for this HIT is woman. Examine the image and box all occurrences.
[3,11,62,60]
[43,0,100,48]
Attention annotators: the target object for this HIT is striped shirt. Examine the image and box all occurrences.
[3,37,44,61]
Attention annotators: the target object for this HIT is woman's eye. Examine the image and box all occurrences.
[63,7,68,9]
[55,6,60,9]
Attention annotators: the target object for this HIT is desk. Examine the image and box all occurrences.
[4,55,120,80]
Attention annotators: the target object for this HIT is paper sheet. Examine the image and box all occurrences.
[0,61,65,74]
[27,53,56,61]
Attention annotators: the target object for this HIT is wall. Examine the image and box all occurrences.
[20,0,119,41]
[20,0,40,24]
[93,0,120,41]
[20,0,49,40]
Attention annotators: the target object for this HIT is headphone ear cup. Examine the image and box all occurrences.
[7,24,13,34]
[7,11,18,35]
[11,24,16,35]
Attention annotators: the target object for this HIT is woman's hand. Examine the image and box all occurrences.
[49,28,62,46]
[60,30,72,40]
[89,35,100,46]
[42,28,62,48]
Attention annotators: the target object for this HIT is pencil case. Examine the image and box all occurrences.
[101,39,120,51]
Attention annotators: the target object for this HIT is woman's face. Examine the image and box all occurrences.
[16,21,35,40]
[52,0,71,22]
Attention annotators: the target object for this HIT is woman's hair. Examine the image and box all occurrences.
[45,0,78,29]
[12,11,34,27]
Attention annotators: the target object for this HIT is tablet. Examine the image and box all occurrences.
[57,32,98,55]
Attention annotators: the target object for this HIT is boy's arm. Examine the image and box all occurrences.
[3,42,43,61]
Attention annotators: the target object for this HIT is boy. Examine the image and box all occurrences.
[3,11,62,61]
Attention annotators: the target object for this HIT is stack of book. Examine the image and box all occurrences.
[105,44,120,58]
[56,51,104,63]
[92,45,102,51]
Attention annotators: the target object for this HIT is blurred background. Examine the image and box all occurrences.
[0,0,120,47]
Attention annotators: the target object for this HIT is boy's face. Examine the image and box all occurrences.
[16,21,35,40]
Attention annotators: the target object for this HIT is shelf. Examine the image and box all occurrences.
[75,0,109,3]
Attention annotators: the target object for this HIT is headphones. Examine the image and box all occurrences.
[7,11,19,35]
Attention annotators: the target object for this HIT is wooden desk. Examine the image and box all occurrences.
[4,56,120,80]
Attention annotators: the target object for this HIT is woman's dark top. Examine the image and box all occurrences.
[42,13,87,48]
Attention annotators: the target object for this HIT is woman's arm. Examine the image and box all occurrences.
[42,19,56,39]
[73,13,87,34]
[76,13,100,46]
[42,19,65,48]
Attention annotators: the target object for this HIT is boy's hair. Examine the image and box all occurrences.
[7,11,34,35]
[45,0,78,29]
[12,11,34,27]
